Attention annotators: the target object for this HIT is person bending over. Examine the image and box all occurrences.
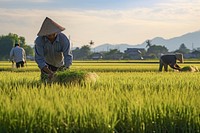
[159,53,184,72]
[34,17,73,81]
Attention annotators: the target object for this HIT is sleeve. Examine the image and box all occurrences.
[172,55,177,64]
[169,64,181,70]
[168,55,180,70]
[34,38,47,69]
[10,48,14,60]
[161,55,176,65]
[23,48,26,61]
[62,35,73,68]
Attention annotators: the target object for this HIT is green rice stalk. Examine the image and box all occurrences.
[181,66,199,72]
[51,70,99,84]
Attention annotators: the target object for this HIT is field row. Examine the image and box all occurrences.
[1,61,200,72]
[0,66,200,132]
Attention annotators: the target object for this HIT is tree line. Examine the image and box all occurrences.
[72,41,193,60]
[0,33,34,60]
[0,33,195,61]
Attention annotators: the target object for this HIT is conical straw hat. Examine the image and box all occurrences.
[37,17,65,36]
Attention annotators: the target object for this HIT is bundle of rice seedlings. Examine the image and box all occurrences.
[84,72,99,83]
[51,70,99,84]
[180,66,199,72]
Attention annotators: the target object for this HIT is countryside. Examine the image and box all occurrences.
[0,60,199,132]
[1,0,200,132]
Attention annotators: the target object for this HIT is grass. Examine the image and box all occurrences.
[181,65,199,72]
[0,61,199,132]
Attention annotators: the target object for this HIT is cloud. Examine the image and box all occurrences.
[0,0,51,2]
[0,0,199,46]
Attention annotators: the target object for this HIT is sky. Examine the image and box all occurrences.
[0,0,200,48]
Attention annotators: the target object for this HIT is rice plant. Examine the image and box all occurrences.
[0,61,199,132]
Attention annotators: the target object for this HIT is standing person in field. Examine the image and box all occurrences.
[159,53,184,72]
[10,43,26,68]
[34,17,73,81]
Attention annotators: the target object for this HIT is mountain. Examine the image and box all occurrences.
[92,30,200,52]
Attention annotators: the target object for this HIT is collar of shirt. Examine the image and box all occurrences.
[44,34,60,43]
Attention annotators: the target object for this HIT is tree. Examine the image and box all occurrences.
[104,49,123,60]
[72,45,91,60]
[175,43,190,54]
[0,37,14,60]
[19,36,26,47]
[146,40,152,48]
[0,33,34,60]
[147,45,168,58]
[89,40,94,47]
[23,45,34,56]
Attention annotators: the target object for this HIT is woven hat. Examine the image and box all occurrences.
[175,53,184,63]
[37,17,65,36]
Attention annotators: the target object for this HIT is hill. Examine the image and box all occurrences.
[92,30,200,52]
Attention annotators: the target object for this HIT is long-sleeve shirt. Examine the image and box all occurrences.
[160,55,177,65]
[34,33,73,69]
[10,46,26,63]
[160,54,181,70]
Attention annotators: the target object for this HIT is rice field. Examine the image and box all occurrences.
[0,60,199,133]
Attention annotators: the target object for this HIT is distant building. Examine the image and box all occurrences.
[124,48,145,60]
[184,50,200,58]
[91,53,103,60]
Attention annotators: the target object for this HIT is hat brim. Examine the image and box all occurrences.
[37,17,65,36]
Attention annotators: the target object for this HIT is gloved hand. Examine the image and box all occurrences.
[9,59,14,63]
[48,72,54,80]
[58,66,70,71]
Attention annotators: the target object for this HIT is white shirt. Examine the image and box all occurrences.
[10,46,26,63]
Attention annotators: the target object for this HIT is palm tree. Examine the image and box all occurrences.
[89,40,94,46]
[146,40,152,48]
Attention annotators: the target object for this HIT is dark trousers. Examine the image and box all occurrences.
[16,61,25,68]
[159,58,168,71]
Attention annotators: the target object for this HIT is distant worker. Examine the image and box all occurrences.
[34,17,73,81]
[159,53,184,71]
[10,43,26,68]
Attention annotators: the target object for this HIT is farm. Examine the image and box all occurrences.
[0,60,199,133]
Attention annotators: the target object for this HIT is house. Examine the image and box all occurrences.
[124,48,145,60]
[184,50,200,58]
[91,53,103,60]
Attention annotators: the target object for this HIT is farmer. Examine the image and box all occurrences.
[159,53,184,72]
[35,17,73,81]
[10,43,26,68]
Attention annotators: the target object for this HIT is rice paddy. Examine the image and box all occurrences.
[0,60,199,133]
